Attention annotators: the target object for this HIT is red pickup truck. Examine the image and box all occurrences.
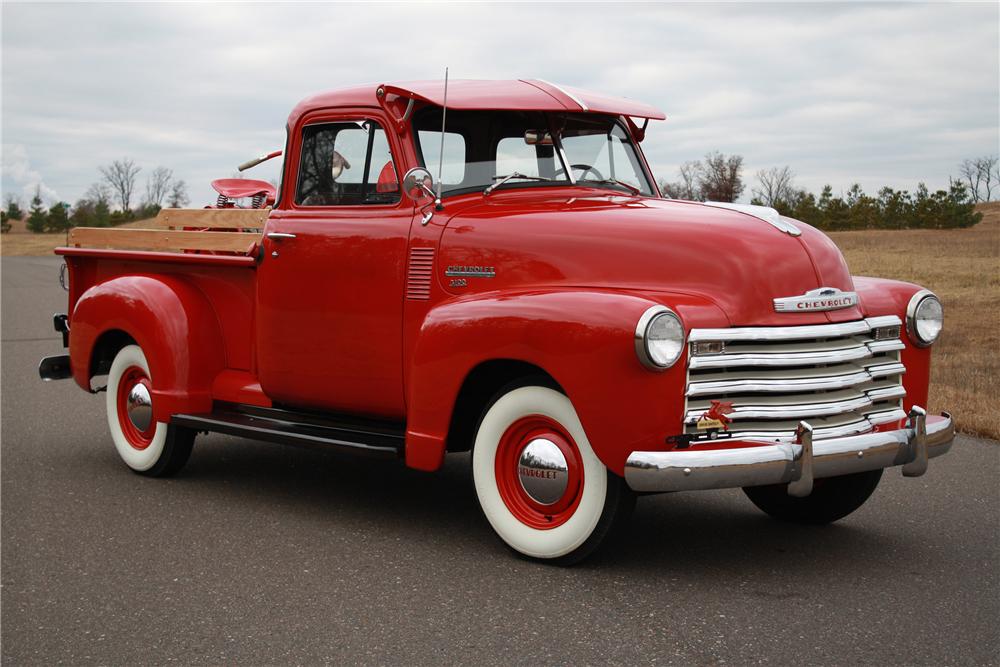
[40,79,954,564]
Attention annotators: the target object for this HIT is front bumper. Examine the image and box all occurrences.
[625,407,954,496]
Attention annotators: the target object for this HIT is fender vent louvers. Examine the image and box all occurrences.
[406,247,435,300]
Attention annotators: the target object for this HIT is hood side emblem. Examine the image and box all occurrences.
[703,201,801,237]
[774,287,859,312]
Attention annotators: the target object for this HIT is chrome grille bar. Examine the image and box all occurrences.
[688,315,901,342]
[688,339,903,370]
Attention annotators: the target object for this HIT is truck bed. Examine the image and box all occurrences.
[56,210,264,392]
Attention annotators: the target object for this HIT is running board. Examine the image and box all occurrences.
[172,402,404,458]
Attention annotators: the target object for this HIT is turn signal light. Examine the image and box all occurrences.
[690,340,725,356]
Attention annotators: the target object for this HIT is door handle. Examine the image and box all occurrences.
[267,232,297,240]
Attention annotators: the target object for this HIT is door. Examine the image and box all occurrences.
[256,115,411,418]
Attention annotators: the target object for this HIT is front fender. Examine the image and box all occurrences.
[405,289,728,474]
[70,274,226,421]
[854,276,934,411]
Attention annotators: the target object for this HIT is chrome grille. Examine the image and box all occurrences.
[685,316,906,441]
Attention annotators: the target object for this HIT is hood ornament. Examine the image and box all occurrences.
[703,201,801,237]
[774,287,859,312]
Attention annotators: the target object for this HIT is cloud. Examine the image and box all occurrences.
[1,144,58,204]
[1,2,997,206]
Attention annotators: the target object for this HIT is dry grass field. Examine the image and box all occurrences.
[3,204,998,439]
[830,202,1000,440]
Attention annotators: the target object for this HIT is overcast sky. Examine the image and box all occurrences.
[2,2,998,208]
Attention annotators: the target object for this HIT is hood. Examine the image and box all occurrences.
[435,190,862,326]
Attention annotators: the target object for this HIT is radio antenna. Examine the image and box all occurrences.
[434,67,448,211]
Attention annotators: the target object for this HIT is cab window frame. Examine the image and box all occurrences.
[287,112,404,211]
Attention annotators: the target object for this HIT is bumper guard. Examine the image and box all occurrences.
[625,407,954,495]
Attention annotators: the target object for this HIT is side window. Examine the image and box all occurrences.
[296,120,400,206]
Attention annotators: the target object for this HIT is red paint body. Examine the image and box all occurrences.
[55,81,937,477]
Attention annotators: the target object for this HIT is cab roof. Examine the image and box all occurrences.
[288,79,666,126]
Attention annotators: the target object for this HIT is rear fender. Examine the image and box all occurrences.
[69,275,226,421]
[405,289,728,474]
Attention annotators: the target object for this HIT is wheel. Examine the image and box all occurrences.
[106,344,195,477]
[472,385,634,564]
[742,469,883,525]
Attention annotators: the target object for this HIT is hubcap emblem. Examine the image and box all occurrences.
[126,382,153,432]
[517,438,569,506]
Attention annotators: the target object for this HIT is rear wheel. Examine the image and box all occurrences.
[106,344,195,477]
[742,469,883,525]
[472,385,634,565]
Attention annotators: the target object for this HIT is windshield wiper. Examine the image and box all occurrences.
[579,178,642,195]
[484,172,556,196]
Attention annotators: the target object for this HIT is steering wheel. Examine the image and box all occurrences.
[555,163,605,182]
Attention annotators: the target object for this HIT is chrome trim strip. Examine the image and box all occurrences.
[865,385,907,402]
[684,394,874,424]
[688,337,903,370]
[686,365,904,397]
[536,78,590,112]
[702,201,801,236]
[722,411,902,441]
[689,343,874,370]
[867,339,906,354]
[624,409,954,493]
[867,408,908,425]
[688,316,901,343]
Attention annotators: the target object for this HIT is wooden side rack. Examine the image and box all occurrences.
[68,208,269,254]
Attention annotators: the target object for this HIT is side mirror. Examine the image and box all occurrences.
[403,167,435,202]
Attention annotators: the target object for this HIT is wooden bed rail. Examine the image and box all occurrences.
[68,208,269,254]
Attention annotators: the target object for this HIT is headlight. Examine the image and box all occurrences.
[906,290,943,347]
[635,306,685,370]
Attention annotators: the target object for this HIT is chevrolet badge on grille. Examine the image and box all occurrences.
[773,287,859,312]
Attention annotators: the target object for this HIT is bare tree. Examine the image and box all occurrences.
[959,156,999,203]
[144,166,173,207]
[660,160,703,200]
[99,158,141,212]
[980,155,999,202]
[85,182,112,206]
[167,179,190,208]
[699,151,745,202]
[753,166,795,207]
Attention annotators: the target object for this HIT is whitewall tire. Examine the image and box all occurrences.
[106,344,194,477]
[472,385,634,564]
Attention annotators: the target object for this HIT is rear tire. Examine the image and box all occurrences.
[472,385,634,565]
[106,344,195,477]
[742,469,883,525]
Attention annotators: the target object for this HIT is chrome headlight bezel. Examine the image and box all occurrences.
[635,306,685,370]
[905,290,943,348]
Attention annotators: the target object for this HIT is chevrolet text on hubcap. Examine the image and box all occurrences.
[517,437,569,505]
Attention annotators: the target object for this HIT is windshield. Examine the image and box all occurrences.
[414,109,654,197]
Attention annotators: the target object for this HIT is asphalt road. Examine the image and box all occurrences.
[2,256,998,666]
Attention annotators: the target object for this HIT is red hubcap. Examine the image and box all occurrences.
[116,366,155,450]
[495,416,584,529]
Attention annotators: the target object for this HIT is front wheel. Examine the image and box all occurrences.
[106,344,195,477]
[472,385,634,565]
[742,469,883,525]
